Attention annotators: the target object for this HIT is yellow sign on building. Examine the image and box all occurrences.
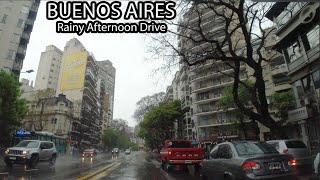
[60,52,87,90]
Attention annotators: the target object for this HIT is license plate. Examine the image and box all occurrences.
[185,160,192,163]
[9,157,16,160]
[268,162,282,170]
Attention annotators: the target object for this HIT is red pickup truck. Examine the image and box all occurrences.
[159,139,205,171]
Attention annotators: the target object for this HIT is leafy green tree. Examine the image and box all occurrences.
[0,71,28,147]
[101,128,138,151]
[138,100,183,149]
[219,81,254,139]
[269,89,295,121]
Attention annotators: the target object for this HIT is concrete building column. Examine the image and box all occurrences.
[299,120,309,147]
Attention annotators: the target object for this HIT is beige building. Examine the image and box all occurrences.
[266,2,320,153]
[23,94,74,138]
[34,45,63,92]
[56,38,103,148]
[0,0,40,77]
[97,60,116,130]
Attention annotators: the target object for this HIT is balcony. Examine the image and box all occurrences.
[275,2,308,30]
[83,87,98,101]
[194,94,222,104]
[73,119,81,124]
[86,69,97,82]
[184,124,193,130]
[16,46,26,59]
[12,61,23,71]
[271,64,288,76]
[71,129,80,134]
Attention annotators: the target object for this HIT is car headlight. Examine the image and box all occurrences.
[22,151,29,155]
[5,149,9,154]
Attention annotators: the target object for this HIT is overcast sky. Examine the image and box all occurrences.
[20,2,178,127]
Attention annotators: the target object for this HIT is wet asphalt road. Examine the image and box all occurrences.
[0,152,318,180]
[94,151,318,180]
[0,153,117,180]
[94,151,200,180]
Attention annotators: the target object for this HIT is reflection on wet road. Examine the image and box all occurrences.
[95,151,200,180]
[0,153,115,180]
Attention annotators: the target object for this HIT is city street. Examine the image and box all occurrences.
[0,151,318,180]
[0,153,118,180]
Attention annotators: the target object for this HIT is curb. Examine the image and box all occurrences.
[76,159,123,180]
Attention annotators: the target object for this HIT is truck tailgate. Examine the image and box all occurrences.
[167,148,204,160]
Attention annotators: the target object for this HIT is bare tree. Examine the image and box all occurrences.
[133,92,165,122]
[29,88,55,131]
[148,0,286,137]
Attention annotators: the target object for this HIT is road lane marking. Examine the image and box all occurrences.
[76,160,123,180]
[0,172,9,175]
[89,161,123,180]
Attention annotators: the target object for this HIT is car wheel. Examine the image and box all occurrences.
[49,155,56,165]
[28,155,39,168]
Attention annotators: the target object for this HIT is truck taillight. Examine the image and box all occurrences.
[283,149,289,153]
[168,151,172,155]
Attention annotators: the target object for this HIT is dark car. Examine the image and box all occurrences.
[82,149,97,158]
[200,141,297,180]
[112,148,119,155]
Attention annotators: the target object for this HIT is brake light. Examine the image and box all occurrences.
[288,158,296,166]
[168,151,172,155]
[283,149,289,153]
[242,161,261,170]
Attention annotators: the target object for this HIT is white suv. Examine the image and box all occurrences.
[4,140,57,168]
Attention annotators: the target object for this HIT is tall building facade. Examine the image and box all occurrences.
[34,45,63,92]
[177,3,255,143]
[97,60,116,129]
[56,38,103,148]
[0,0,40,77]
[266,2,320,154]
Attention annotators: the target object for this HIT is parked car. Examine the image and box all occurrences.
[159,139,205,172]
[82,149,98,158]
[267,140,312,172]
[125,149,131,154]
[112,148,119,155]
[4,140,57,168]
[200,141,297,180]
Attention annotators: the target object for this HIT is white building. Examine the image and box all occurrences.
[34,45,63,92]
[0,0,40,77]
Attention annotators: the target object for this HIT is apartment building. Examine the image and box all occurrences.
[56,38,103,148]
[176,3,257,143]
[0,0,40,77]
[97,60,116,130]
[22,93,73,138]
[266,2,320,153]
[34,45,63,92]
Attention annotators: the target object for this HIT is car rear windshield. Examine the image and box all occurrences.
[15,141,39,148]
[168,141,192,148]
[234,142,279,156]
[285,141,307,148]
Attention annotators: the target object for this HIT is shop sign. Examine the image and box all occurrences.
[288,106,309,122]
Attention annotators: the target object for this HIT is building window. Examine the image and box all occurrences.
[1,14,8,24]
[305,25,320,51]
[292,80,304,99]
[11,33,20,43]
[286,40,302,63]
[7,49,16,60]
[17,19,25,28]
[21,6,29,14]
[302,75,315,95]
